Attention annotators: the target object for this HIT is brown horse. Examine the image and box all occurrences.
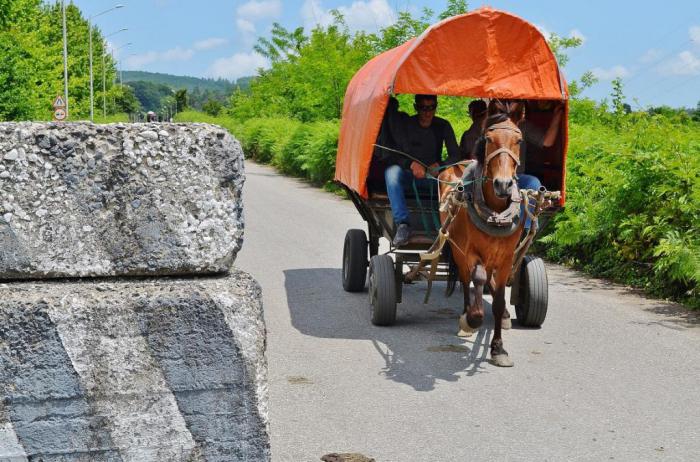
[438,100,525,367]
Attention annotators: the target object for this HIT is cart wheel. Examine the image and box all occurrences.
[342,229,368,292]
[515,256,548,327]
[369,255,397,326]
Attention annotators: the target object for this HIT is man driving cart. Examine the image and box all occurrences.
[373,94,460,247]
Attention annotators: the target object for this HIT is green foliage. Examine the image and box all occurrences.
[370,8,433,52]
[93,112,129,123]
[127,81,173,111]
[0,0,119,121]
[121,70,235,93]
[540,105,700,307]
[221,4,700,308]
[611,77,625,117]
[547,32,582,67]
[202,98,223,116]
[175,89,188,111]
[254,22,308,62]
[438,0,468,20]
[230,19,374,122]
[113,85,140,114]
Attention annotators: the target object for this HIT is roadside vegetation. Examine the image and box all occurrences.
[178,1,700,308]
[2,1,697,307]
[0,0,137,120]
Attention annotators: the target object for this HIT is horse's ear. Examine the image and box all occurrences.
[509,101,525,123]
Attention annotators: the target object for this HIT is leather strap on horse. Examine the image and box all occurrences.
[403,192,461,301]
[484,147,520,168]
[420,229,450,303]
[463,163,523,237]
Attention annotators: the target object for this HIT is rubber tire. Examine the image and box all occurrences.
[342,229,368,292]
[369,255,397,326]
[515,256,548,327]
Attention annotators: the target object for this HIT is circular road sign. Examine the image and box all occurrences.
[54,108,67,121]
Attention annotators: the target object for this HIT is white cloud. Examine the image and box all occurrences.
[301,0,334,29]
[660,50,700,76]
[161,46,195,61]
[535,24,585,44]
[236,18,257,47]
[125,43,203,69]
[208,52,268,79]
[640,48,662,63]
[237,18,256,35]
[301,0,396,33]
[193,37,228,51]
[237,0,282,21]
[690,26,700,43]
[126,51,160,69]
[591,65,631,80]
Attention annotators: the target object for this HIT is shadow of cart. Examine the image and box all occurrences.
[284,268,505,391]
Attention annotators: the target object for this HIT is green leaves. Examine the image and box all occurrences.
[0,1,118,121]
[542,108,700,307]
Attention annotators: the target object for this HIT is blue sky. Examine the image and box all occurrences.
[71,0,700,108]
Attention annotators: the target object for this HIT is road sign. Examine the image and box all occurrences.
[54,108,67,121]
[53,95,66,108]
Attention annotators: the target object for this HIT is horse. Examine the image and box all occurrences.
[438,100,525,367]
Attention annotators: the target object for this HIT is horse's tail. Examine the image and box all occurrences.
[443,243,459,297]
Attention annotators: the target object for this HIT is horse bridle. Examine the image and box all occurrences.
[482,122,522,174]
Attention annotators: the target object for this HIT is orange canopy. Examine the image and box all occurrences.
[335,7,568,199]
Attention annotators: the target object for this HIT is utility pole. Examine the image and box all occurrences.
[102,52,107,118]
[101,39,130,119]
[89,4,124,122]
[61,0,69,118]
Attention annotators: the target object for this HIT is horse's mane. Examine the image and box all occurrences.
[473,99,524,164]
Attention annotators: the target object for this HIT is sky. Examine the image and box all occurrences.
[70,0,700,108]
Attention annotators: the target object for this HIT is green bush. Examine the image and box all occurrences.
[540,110,700,307]
[275,123,314,176]
[173,108,700,308]
[238,118,300,163]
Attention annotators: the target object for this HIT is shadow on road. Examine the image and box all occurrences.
[283,268,508,391]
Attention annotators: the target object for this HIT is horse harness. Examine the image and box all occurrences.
[404,123,525,298]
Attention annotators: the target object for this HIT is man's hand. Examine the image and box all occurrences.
[410,161,426,179]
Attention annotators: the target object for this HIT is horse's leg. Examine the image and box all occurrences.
[490,271,514,367]
[465,263,486,329]
[487,275,511,330]
[457,262,485,336]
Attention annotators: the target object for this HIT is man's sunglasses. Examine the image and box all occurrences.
[415,103,437,112]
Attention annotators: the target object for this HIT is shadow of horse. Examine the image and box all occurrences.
[284,268,506,391]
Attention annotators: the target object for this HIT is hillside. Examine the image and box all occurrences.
[122,71,254,112]
[122,71,251,93]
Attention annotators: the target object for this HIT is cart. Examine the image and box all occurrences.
[335,8,569,327]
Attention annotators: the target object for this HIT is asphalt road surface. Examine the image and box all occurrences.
[236,161,700,462]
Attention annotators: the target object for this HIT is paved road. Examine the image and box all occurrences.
[236,161,700,462]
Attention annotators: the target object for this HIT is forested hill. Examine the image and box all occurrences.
[122,71,251,93]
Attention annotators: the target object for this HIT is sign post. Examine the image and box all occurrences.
[53,95,67,122]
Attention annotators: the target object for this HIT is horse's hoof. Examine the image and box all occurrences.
[491,354,514,367]
[457,328,474,338]
[501,317,512,330]
[458,314,478,336]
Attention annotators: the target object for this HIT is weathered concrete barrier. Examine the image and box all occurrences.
[0,123,269,461]
[0,269,269,461]
[0,122,244,279]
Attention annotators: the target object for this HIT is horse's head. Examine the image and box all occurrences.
[476,100,524,204]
